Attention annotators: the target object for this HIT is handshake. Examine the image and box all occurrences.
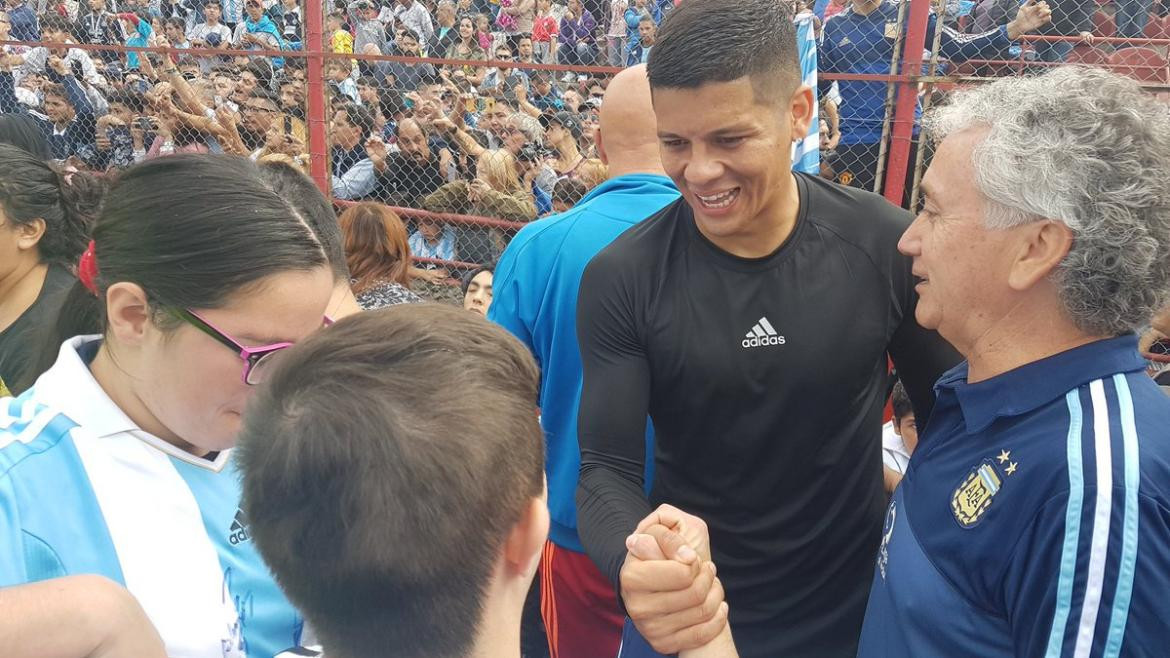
[620,505,739,657]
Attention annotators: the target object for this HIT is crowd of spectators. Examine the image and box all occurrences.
[0,0,694,268]
[0,0,1163,272]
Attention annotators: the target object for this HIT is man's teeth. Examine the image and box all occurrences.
[697,189,738,209]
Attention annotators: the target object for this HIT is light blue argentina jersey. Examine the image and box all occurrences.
[792,10,820,176]
[0,336,302,658]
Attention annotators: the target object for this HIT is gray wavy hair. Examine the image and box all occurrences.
[926,66,1170,336]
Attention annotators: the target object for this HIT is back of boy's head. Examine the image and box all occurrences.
[237,305,545,658]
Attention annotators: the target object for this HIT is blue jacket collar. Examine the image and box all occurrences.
[937,335,1147,433]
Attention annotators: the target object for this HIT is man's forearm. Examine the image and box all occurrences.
[576,462,655,587]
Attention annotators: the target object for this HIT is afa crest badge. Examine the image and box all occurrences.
[951,459,1004,528]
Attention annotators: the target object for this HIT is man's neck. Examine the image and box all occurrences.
[467,585,524,658]
[0,259,48,333]
[962,296,1108,383]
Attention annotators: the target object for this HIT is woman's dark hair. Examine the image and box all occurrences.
[0,114,52,160]
[24,155,327,387]
[256,161,350,283]
[0,143,101,266]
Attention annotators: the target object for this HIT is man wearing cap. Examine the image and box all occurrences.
[541,110,585,180]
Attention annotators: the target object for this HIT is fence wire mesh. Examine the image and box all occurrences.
[2,0,1168,281]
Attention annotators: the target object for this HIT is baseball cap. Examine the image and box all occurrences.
[539,110,583,140]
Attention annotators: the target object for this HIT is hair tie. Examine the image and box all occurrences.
[78,240,99,296]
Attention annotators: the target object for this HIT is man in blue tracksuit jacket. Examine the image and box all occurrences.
[489,65,676,658]
[818,0,1052,198]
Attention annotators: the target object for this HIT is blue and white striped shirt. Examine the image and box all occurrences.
[792,11,820,176]
[858,335,1170,657]
[0,337,303,658]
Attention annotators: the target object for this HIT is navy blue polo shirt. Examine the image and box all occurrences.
[858,335,1170,656]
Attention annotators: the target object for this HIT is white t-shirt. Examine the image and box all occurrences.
[881,420,911,475]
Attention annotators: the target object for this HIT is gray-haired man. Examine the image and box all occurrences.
[858,66,1170,657]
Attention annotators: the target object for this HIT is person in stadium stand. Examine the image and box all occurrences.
[366,117,449,207]
[408,216,457,263]
[0,155,332,657]
[858,65,1170,658]
[330,101,377,199]
[498,0,535,48]
[430,0,459,57]
[4,0,37,41]
[489,64,682,658]
[80,0,126,65]
[337,202,426,310]
[628,12,655,64]
[257,160,366,319]
[237,306,550,658]
[560,0,599,68]
[541,109,584,177]
[0,54,96,164]
[394,0,436,43]
[20,14,102,86]
[528,71,564,111]
[880,380,915,495]
[550,175,587,213]
[186,0,231,48]
[233,0,285,66]
[444,16,488,87]
[0,145,96,397]
[573,0,961,655]
[532,0,559,63]
[818,0,1052,197]
[462,263,494,315]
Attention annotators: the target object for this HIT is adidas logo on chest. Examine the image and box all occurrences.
[742,316,786,348]
[229,508,252,545]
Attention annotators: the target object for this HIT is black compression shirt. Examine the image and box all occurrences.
[575,174,961,658]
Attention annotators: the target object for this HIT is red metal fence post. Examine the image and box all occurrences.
[883,0,932,205]
[304,0,329,193]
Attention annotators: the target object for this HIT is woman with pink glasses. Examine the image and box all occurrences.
[0,154,333,657]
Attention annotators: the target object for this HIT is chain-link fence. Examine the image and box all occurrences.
[2,0,1167,279]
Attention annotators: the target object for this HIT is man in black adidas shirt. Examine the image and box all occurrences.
[574,1,960,656]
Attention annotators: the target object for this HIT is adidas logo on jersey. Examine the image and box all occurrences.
[742,317,786,348]
[229,508,251,545]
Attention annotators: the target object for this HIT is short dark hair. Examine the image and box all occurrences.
[553,177,586,206]
[891,380,913,423]
[249,87,281,108]
[647,0,798,101]
[257,161,351,283]
[237,305,544,658]
[105,89,145,114]
[205,0,221,8]
[338,102,374,141]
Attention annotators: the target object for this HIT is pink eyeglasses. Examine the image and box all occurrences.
[172,308,333,385]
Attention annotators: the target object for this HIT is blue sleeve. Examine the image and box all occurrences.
[0,72,26,115]
[934,14,1011,62]
[487,234,537,354]
[53,72,95,117]
[1002,491,1170,657]
[818,20,839,95]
